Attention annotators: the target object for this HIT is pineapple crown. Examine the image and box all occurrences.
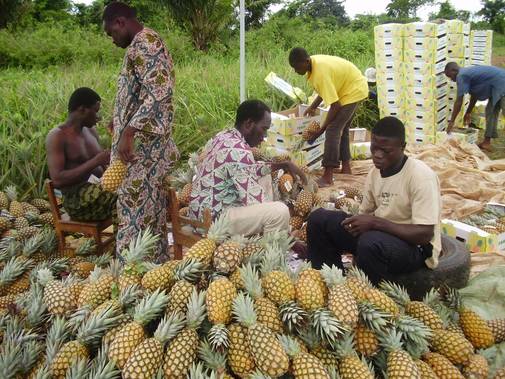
[208,323,230,350]
[77,303,121,348]
[154,312,186,345]
[260,245,286,276]
[249,370,273,379]
[0,237,19,260]
[5,185,18,202]
[88,266,104,282]
[206,214,230,243]
[121,227,159,265]
[19,341,44,376]
[92,253,112,268]
[232,292,257,328]
[422,288,441,307]
[278,334,302,358]
[21,233,44,257]
[395,315,432,357]
[24,285,48,329]
[88,344,121,379]
[133,288,169,325]
[108,259,122,278]
[65,358,89,379]
[378,281,410,307]
[0,340,23,377]
[229,234,248,247]
[187,362,209,379]
[198,339,227,371]
[75,238,96,256]
[297,324,321,349]
[320,264,346,287]
[279,300,308,333]
[239,263,263,299]
[0,256,33,286]
[113,284,143,310]
[171,168,194,189]
[174,258,205,282]
[377,329,404,354]
[40,228,57,255]
[311,308,348,348]
[442,286,462,311]
[45,316,69,364]
[346,266,373,288]
[358,301,391,333]
[260,230,294,252]
[185,288,207,330]
[334,331,358,359]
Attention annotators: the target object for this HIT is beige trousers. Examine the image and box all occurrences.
[224,175,290,236]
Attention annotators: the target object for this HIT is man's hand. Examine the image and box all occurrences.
[106,120,114,136]
[447,120,455,134]
[341,214,377,237]
[303,106,316,117]
[118,127,136,163]
[95,149,111,167]
[463,113,472,126]
[285,161,308,185]
[307,126,326,144]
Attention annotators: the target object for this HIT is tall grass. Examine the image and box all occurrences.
[0,19,377,198]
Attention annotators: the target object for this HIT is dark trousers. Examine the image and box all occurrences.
[322,102,358,167]
[307,209,427,285]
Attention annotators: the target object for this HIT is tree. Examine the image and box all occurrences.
[282,0,350,26]
[386,0,434,19]
[0,0,31,28]
[167,0,235,51]
[240,0,281,29]
[478,0,505,33]
[429,1,458,20]
[32,0,72,21]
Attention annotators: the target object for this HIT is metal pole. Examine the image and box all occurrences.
[239,0,246,102]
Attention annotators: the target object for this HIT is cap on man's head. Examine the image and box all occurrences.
[364,67,376,83]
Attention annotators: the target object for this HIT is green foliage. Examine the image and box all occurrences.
[0,0,32,29]
[280,0,349,26]
[478,0,505,34]
[239,0,281,29]
[386,0,434,19]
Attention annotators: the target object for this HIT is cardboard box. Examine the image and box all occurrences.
[375,49,403,63]
[404,94,448,112]
[349,128,369,143]
[405,22,447,37]
[405,83,448,102]
[374,36,404,50]
[403,59,446,76]
[270,105,326,136]
[405,105,448,125]
[376,71,405,86]
[267,143,324,166]
[436,127,478,144]
[264,72,307,103]
[471,30,493,39]
[447,33,469,46]
[379,105,404,120]
[404,47,447,64]
[376,60,404,74]
[405,35,448,51]
[445,20,464,34]
[404,72,447,88]
[463,23,471,35]
[448,45,469,58]
[409,132,436,144]
[374,23,404,38]
[350,142,371,160]
[377,81,404,96]
[378,92,405,109]
[266,129,325,150]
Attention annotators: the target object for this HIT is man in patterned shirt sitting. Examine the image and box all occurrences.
[188,100,307,236]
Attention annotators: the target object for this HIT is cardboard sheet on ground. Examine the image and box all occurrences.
[460,266,505,376]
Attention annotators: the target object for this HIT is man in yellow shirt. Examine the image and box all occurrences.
[289,48,369,186]
[306,117,441,285]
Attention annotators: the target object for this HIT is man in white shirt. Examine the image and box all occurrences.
[306,117,442,285]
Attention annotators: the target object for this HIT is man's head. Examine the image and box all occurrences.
[289,47,311,75]
[68,87,101,128]
[235,100,271,147]
[370,117,406,171]
[102,2,138,48]
[444,62,460,82]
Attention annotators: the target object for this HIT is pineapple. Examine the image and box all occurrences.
[431,329,474,366]
[289,216,304,232]
[0,189,8,209]
[213,236,244,274]
[241,239,264,259]
[198,339,230,378]
[342,185,363,201]
[31,198,51,212]
[355,322,379,357]
[15,226,39,241]
[36,268,74,316]
[118,228,159,291]
[487,319,505,343]
[299,325,339,369]
[279,334,330,379]
[294,191,314,218]
[272,153,291,163]
[279,173,294,194]
[77,266,115,310]
[14,217,29,230]
[229,267,244,290]
[123,312,186,379]
[320,264,358,328]
[335,332,374,379]
[241,263,283,334]
[101,160,127,192]
[166,258,204,314]
[495,367,505,379]
[163,289,207,378]
[462,354,489,379]
[232,292,289,377]
[21,202,40,215]
[6,186,24,218]
[295,264,327,312]
[302,120,322,141]
[251,147,266,161]
[260,249,295,306]
[141,260,179,292]
[379,330,421,379]
[75,238,96,256]
[414,359,438,379]
[39,212,54,225]
[206,276,237,349]
[179,207,189,217]
[103,313,133,346]
[108,289,169,369]
[298,223,307,242]
[228,322,256,377]
[445,287,494,349]
[0,256,33,296]
[51,304,121,379]
[422,352,464,379]
[91,283,141,318]
[179,183,192,207]
[279,300,309,334]
[184,215,229,268]
[0,216,11,232]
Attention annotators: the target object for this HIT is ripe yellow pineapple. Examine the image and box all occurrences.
[290,216,304,232]
[0,216,11,231]
[431,329,474,365]
[462,354,489,379]
[37,268,74,316]
[251,147,266,161]
[103,313,133,346]
[179,183,192,206]
[213,236,244,274]
[206,276,237,325]
[380,282,444,331]
[380,330,421,379]
[295,266,327,312]
[6,186,24,218]
[14,217,29,230]
[241,240,264,258]
[101,160,127,192]
[123,312,185,379]
[298,223,307,242]
[77,266,115,310]
[414,359,438,379]
[279,334,330,379]
[446,287,494,349]
[232,293,289,377]
[335,332,375,379]
[342,185,363,201]
[345,267,371,301]
[272,153,291,163]
[228,322,256,377]
[355,322,379,357]
[422,352,464,379]
[108,289,169,369]
[241,263,283,334]
[321,264,358,328]
[141,260,179,292]
[495,367,505,379]
[279,173,294,194]
[262,269,295,306]
[302,120,322,141]
[487,319,505,343]
[184,215,229,268]
[166,258,203,315]
[0,189,8,209]
[294,191,314,217]
[163,289,207,378]
[229,267,244,290]
[31,198,51,212]
[51,304,120,379]
[38,212,54,225]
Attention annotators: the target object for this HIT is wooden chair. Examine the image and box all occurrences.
[46,180,114,255]
[167,187,212,260]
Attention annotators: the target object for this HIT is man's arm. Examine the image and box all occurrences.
[464,95,478,125]
[46,130,109,188]
[307,101,342,143]
[447,96,464,133]
[304,95,323,116]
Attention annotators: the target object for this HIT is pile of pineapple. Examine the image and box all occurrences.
[0,185,54,241]
[1,213,505,379]
[458,206,505,235]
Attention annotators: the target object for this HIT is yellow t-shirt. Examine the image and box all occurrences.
[307,55,369,106]
[359,158,442,269]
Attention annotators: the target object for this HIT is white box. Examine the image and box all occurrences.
[374,36,404,50]
[448,33,470,47]
[471,30,493,38]
[376,60,404,74]
[375,48,403,63]
[405,106,448,126]
[403,59,446,76]
[374,23,404,38]
[378,92,404,109]
[408,131,436,144]
[405,35,448,51]
[264,72,307,103]
[350,142,371,160]
[407,82,449,101]
[404,47,448,63]
[266,130,325,150]
[448,45,469,58]
[445,20,464,34]
[405,22,448,37]
[349,128,369,143]
[463,23,471,36]
[404,94,448,111]
[376,70,404,86]
[270,105,326,135]
[404,72,447,88]
[379,105,404,120]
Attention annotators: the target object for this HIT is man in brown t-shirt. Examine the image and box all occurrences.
[306,117,441,285]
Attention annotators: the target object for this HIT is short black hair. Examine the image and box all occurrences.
[444,61,459,72]
[68,87,101,113]
[289,47,310,66]
[372,117,405,142]
[103,1,136,22]
[235,100,271,128]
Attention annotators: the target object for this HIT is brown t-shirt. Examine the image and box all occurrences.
[359,158,441,269]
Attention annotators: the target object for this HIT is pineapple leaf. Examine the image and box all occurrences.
[311,308,348,348]
[232,292,257,328]
[208,323,229,350]
[239,262,263,299]
[154,312,186,345]
[77,303,122,349]
[198,339,227,371]
[0,341,22,379]
[64,357,89,379]
[133,288,169,326]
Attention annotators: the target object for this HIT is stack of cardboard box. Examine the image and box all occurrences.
[470,30,493,66]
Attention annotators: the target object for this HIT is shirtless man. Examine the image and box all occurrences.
[46,87,116,222]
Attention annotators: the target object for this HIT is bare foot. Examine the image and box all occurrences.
[340,161,352,175]
[316,176,333,188]
[478,141,492,151]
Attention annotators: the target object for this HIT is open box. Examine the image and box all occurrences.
[270,105,327,136]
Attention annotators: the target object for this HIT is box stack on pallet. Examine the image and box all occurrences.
[470,29,493,66]
[402,22,449,144]
[374,24,405,123]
